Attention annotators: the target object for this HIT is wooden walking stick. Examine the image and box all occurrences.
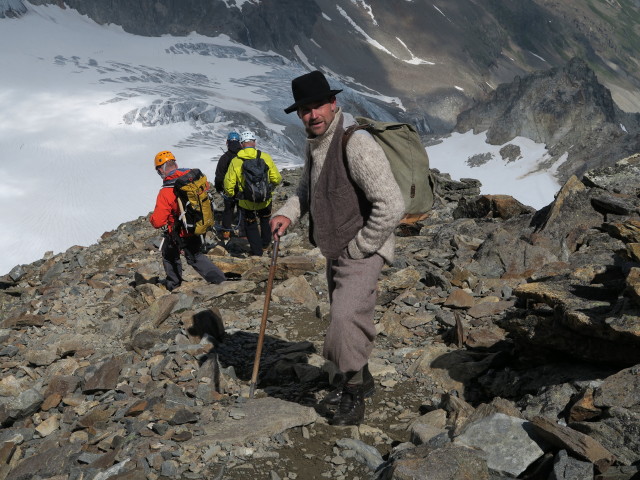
[249,236,280,399]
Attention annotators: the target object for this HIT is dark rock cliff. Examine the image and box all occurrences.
[25,0,320,53]
[455,57,640,183]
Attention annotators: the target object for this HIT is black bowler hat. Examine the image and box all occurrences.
[284,70,343,114]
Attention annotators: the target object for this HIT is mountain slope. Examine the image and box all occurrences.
[18,0,640,130]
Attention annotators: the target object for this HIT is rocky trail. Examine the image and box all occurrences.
[2,158,640,480]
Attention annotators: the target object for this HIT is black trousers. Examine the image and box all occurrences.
[221,195,237,231]
[240,204,272,256]
[161,234,226,290]
[221,195,245,236]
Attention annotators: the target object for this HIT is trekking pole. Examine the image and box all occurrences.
[248,236,280,399]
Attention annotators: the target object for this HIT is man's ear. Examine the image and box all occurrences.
[330,96,337,112]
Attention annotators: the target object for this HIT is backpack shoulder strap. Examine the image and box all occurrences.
[240,150,261,163]
[162,178,176,188]
[343,124,370,146]
[162,168,190,188]
[342,123,371,162]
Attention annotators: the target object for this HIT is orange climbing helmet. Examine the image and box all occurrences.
[154,150,175,168]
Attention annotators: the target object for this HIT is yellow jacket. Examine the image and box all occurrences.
[223,147,282,210]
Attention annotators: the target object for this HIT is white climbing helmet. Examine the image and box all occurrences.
[240,130,256,143]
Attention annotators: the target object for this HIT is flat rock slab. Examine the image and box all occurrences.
[531,416,615,473]
[454,412,544,477]
[594,365,640,409]
[199,397,318,444]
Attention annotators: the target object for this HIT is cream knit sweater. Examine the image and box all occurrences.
[275,109,404,265]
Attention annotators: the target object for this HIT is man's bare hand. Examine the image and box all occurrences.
[270,215,291,240]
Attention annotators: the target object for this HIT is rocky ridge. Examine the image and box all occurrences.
[1,159,640,479]
[455,57,640,184]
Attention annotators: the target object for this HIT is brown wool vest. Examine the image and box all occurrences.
[309,117,372,259]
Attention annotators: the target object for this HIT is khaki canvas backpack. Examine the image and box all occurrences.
[344,116,436,223]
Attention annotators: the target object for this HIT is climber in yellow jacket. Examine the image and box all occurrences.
[224,130,282,256]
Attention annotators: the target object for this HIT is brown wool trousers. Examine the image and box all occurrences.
[323,250,384,374]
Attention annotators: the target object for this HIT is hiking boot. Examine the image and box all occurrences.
[329,383,365,426]
[319,365,375,408]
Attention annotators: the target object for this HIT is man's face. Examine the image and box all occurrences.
[297,97,337,137]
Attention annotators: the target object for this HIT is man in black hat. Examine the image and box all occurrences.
[270,71,404,426]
